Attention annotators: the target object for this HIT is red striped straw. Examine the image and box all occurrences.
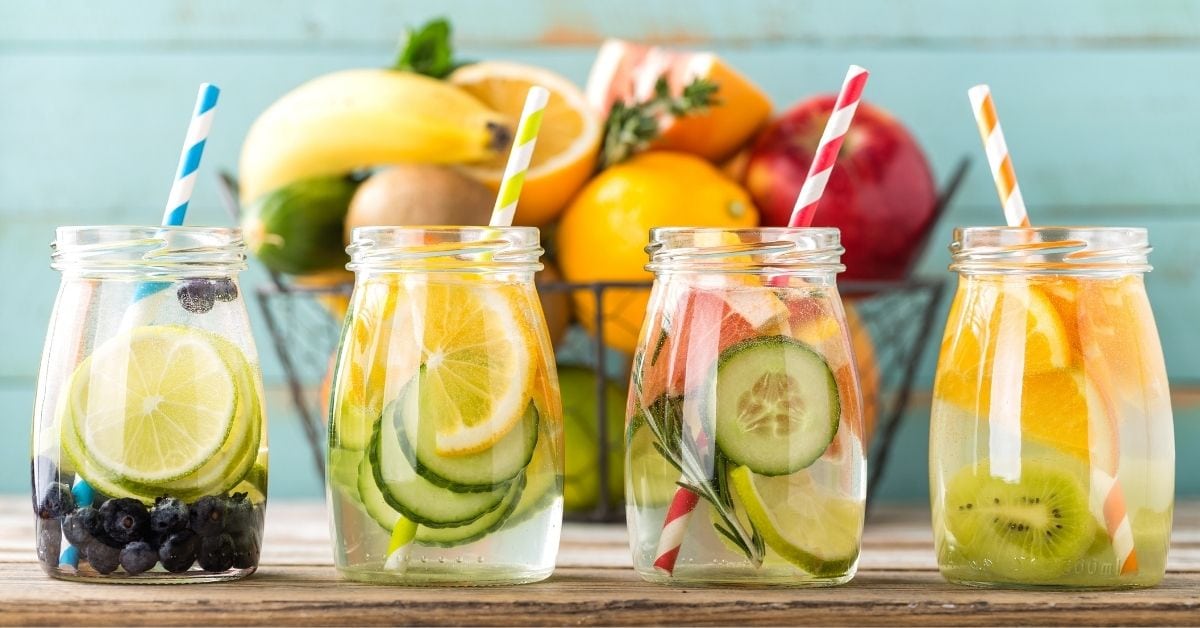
[967,84,1136,575]
[967,85,1030,228]
[787,65,870,228]
[652,489,700,574]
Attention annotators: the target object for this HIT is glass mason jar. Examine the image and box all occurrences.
[328,227,563,585]
[931,227,1174,589]
[32,227,268,583]
[625,228,866,586]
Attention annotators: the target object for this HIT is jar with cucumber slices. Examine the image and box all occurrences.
[328,227,562,585]
[626,228,866,586]
[32,227,267,583]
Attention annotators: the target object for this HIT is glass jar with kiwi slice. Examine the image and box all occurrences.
[930,227,1173,589]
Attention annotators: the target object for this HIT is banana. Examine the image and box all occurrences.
[238,69,513,203]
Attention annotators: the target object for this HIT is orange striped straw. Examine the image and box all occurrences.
[968,85,1030,228]
[967,84,1137,576]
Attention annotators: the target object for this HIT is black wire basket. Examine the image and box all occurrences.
[221,158,968,522]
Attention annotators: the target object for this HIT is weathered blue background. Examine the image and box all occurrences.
[2,0,1197,501]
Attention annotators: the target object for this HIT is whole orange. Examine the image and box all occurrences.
[556,151,759,354]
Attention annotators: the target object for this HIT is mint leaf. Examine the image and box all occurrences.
[392,17,461,78]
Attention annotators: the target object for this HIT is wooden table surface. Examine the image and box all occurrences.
[1,498,1196,626]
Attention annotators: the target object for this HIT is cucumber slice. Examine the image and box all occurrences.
[416,473,526,547]
[395,384,539,492]
[357,450,401,531]
[713,336,839,476]
[371,408,510,528]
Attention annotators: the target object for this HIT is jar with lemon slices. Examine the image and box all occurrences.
[32,227,267,583]
[930,227,1174,589]
[328,227,562,585]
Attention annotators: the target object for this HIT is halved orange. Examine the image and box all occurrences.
[449,62,601,227]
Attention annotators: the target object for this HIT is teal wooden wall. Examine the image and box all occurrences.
[3,0,1198,501]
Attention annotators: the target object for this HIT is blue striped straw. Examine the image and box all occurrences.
[131,83,220,302]
[163,83,220,226]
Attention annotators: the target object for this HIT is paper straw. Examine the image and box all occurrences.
[967,84,1136,575]
[652,488,700,574]
[489,86,549,227]
[163,83,221,227]
[967,85,1029,228]
[129,83,220,307]
[787,65,870,228]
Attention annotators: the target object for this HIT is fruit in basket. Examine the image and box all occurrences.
[557,152,758,354]
[744,97,937,280]
[559,367,625,511]
[448,61,602,226]
[242,175,360,276]
[238,69,512,204]
[343,165,495,243]
[586,39,772,163]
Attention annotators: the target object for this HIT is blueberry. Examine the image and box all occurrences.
[150,497,190,535]
[197,533,235,572]
[224,493,256,535]
[100,498,149,544]
[158,530,199,573]
[189,496,226,537]
[230,531,260,570]
[30,456,67,513]
[119,541,159,576]
[213,278,239,302]
[36,482,75,520]
[36,520,62,567]
[177,279,216,314]
[63,506,102,546]
[85,541,121,575]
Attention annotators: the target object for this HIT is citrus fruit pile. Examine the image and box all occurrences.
[60,325,263,504]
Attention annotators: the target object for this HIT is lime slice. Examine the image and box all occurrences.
[729,465,861,577]
[405,280,535,455]
[67,326,239,484]
[627,416,680,508]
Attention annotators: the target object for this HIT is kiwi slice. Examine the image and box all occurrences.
[943,460,1097,582]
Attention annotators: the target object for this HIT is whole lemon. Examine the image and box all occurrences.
[557,151,759,354]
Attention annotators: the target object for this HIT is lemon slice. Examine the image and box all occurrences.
[729,465,862,577]
[67,326,239,484]
[404,280,536,455]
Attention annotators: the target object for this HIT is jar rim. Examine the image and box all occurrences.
[646,226,844,276]
[52,225,247,277]
[348,225,542,273]
[949,226,1151,275]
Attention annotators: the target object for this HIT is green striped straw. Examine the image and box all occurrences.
[489,85,550,227]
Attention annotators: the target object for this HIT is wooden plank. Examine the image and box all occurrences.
[1,499,1198,626]
[1,566,1199,627]
[4,0,1200,48]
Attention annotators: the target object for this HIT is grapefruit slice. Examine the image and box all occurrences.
[586,39,772,162]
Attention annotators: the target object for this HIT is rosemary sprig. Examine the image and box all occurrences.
[599,76,720,170]
[633,389,764,566]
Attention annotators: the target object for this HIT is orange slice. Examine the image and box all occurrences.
[449,61,601,226]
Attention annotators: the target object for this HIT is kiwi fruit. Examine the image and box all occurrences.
[344,165,495,243]
[943,460,1097,582]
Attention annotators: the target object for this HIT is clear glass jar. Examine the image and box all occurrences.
[931,227,1174,589]
[32,226,268,583]
[625,228,866,586]
[328,227,563,585]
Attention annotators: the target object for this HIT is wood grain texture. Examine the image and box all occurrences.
[1,500,1198,626]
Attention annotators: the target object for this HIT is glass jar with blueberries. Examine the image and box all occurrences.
[32,227,267,582]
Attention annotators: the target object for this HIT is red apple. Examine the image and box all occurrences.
[744,96,937,281]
